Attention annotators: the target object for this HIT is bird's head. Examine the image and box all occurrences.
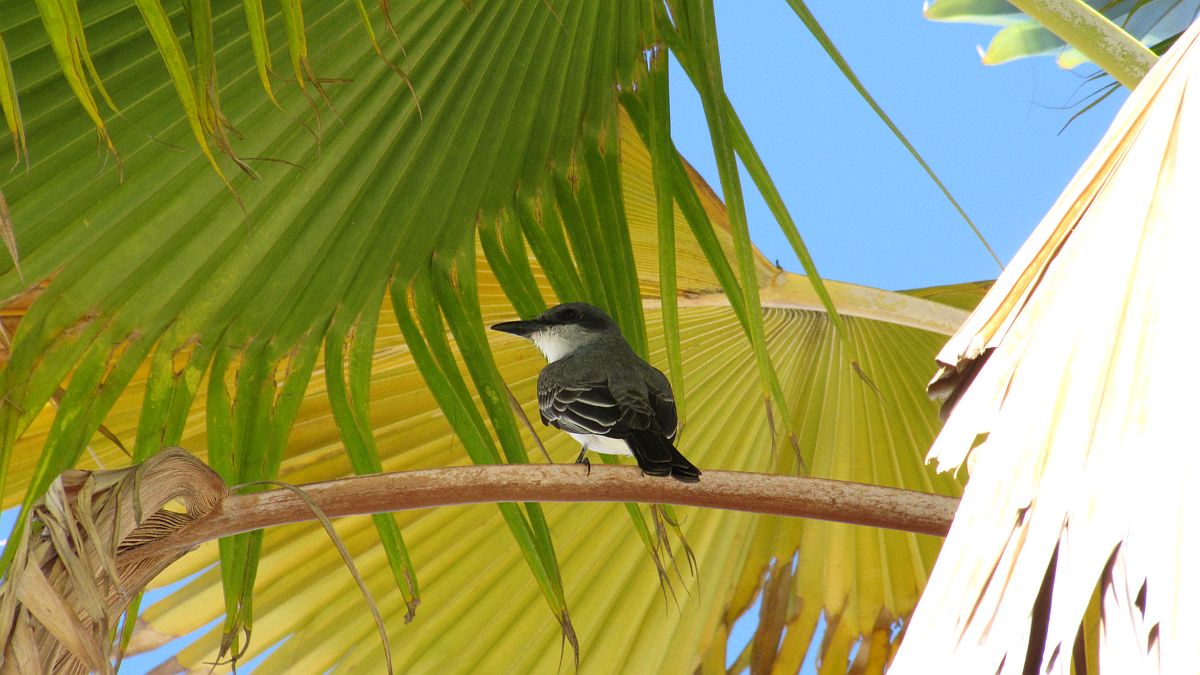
[491,302,621,362]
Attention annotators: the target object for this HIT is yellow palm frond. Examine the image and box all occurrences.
[0,112,966,672]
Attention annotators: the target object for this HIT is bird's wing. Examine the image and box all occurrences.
[643,367,678,440]
[538,377,623,436]
[538,362,656,438]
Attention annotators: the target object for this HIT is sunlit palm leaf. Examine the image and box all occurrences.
[899,280,993,312]
[893,15,1200,673]
[927,0,1189,72]
[0,0,646,660]
[0,1,975,670]
[0,111,966,671]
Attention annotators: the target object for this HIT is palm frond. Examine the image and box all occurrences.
[26,112,961,671]
[0,1,978,669]
[926,0,1191,79]
[894,16,1200,672]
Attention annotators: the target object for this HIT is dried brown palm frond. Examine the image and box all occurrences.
[893,15,1200,675]
[0,448,225,674]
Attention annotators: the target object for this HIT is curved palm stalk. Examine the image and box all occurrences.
[1003,0,1156,87]
[927,0,1181,77]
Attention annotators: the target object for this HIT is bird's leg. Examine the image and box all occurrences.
[574,445,591,476]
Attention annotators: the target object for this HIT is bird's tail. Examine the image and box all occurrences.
[668,447,702,483]
[626,430,702,483]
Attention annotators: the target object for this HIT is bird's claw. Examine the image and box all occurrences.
[574,447,590,476]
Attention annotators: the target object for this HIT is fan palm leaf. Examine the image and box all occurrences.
[0,0,981,670]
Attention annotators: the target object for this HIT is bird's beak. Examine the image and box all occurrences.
[490,319,543,338]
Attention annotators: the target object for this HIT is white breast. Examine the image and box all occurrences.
[567,432,633,456]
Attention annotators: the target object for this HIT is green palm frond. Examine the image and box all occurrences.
[5,105,966,669]
[0,0,974,670]
[1,0,649,660]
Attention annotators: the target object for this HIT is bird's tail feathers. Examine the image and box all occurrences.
[626,431,701,483]
[668,448,701,483]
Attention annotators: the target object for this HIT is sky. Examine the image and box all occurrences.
[671,0,1127,293]
[2,2,1133,673]
[679,0,1128,669]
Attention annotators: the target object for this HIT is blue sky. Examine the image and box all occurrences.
[672,0,1126,292]
[676,1,1126,669]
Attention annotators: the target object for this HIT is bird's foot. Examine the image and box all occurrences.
[574,448,591,476]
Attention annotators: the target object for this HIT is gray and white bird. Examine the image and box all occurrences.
[492,302,701,482]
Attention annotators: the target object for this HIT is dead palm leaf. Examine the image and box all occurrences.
[894,15,1200,674]
[0,448,224,674]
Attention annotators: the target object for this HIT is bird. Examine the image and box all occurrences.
[491,302,701,483]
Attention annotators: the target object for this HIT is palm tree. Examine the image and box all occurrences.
[0,0,1169,672]
[891,5,1200,672]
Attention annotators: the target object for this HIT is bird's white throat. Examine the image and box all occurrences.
[530,326,578,362]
